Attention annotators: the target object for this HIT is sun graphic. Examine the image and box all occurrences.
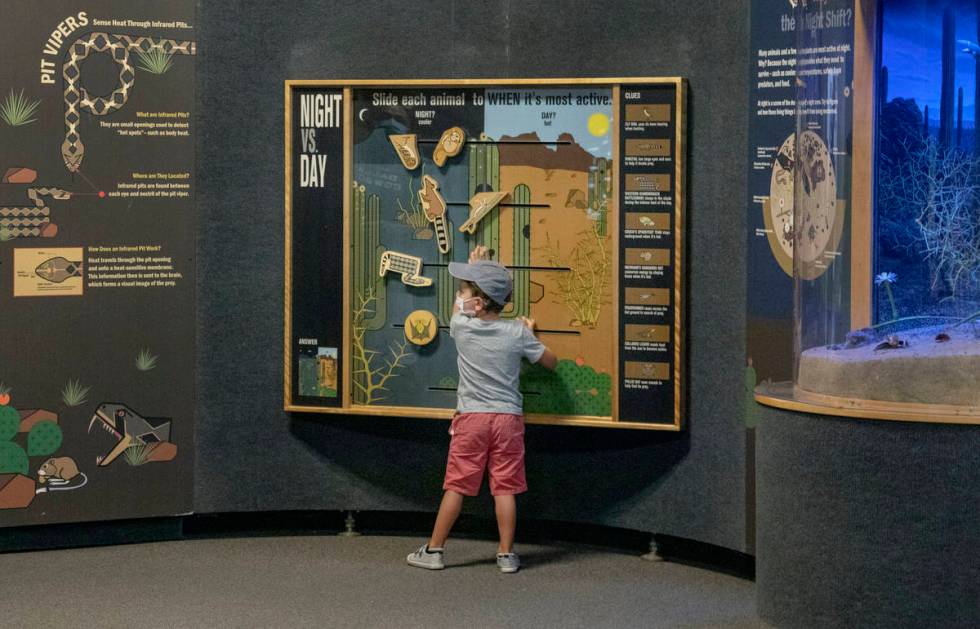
[587,112,610,137]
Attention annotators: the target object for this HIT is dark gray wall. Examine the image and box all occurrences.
[757,408,980,628]
[196,0,751,552]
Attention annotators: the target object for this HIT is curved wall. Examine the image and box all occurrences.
[195,0,752,551]
[757,407,980,627]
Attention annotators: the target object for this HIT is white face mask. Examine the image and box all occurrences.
[455,295,480,317]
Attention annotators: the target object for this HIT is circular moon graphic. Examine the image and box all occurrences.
[358,108,368,122]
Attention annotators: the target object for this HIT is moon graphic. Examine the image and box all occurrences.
[358,108,368,122]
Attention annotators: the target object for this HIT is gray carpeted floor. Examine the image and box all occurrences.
[0,536,766,628]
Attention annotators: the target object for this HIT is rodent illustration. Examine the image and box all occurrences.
[35,457,87,493]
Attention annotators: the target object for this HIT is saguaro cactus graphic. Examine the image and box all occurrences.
[351,181,386,331]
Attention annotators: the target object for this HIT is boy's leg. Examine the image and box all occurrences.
[429,490,464,549]
[487,414,527,555]
[494,493,516,553]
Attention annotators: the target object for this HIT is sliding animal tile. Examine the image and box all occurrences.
[404,309,438,346]
[35,256,82,284]
[458,191,509,234]
[388,134,420,170]
[432,126,465,167]
[418,175,451,254]
[379,250,432,287]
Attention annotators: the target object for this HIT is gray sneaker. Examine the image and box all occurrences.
[496,552,520,573]
[407,544,444,570]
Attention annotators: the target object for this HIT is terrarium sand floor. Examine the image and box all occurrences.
[798,326,980,407]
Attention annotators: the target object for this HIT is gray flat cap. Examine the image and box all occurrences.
[447,259,513,305]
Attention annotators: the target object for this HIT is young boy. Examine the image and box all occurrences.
[407,245,557,573]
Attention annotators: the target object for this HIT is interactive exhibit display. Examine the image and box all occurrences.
[0,2,195,524]
[285,79,687,430]
[754,0,980,424]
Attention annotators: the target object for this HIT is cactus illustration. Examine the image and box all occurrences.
[879,65,889,109]
[957,86,964,148]
[351,182,386,331]
[0,441,28,475]
[508,184,531,319]
[0,403,62,475]
[0,405,18,441]
[589,157,610,236]
[27,421,62,456]
[437,218,455,326]
[468,134,500,255]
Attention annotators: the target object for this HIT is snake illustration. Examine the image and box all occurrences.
[62,32,196,172]
[0,188,71,239]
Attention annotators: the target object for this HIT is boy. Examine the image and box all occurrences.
[407,245,557,573]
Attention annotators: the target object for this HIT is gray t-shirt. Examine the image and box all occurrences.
[450,313,546,415]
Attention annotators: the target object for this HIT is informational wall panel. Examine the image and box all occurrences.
[0,1,195,525]
[746,0,856,382]
[617,85,682,424]
[286,79,685,430]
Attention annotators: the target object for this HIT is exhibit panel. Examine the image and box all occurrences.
[285,79,686,430]
[755,0,980,424]
[0,1,196,525]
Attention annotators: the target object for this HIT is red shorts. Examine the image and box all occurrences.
[443,412,527,497]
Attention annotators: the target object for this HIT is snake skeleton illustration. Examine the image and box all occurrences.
[0,188,70,238]
[61,32,196,172]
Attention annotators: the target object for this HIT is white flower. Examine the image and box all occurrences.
[874,272,898,286]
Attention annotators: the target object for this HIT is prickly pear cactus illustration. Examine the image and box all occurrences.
[27,420,62,457]
[0,441,28,475]
[0,406,19,441]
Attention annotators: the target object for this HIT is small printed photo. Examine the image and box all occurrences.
[299,345,338,398]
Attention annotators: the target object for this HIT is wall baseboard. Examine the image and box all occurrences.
[2,510,754,579]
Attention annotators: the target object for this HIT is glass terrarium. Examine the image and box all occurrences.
[768,0,980,421]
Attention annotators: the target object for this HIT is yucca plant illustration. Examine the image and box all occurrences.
[135,49,173,74]
[135,347,158,371]
[61,379,90,407]
[0,89,40,126]
[123,443,152,466]
[0,228,14,242]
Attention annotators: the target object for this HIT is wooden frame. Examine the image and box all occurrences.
[285,78,686,431]
[850,0,877,330]
[756,382,980,425]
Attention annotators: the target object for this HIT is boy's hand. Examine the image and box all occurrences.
[519,316,537,334]
[468,245,492,263]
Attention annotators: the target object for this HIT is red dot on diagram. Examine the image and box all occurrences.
[99,191,106,198]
